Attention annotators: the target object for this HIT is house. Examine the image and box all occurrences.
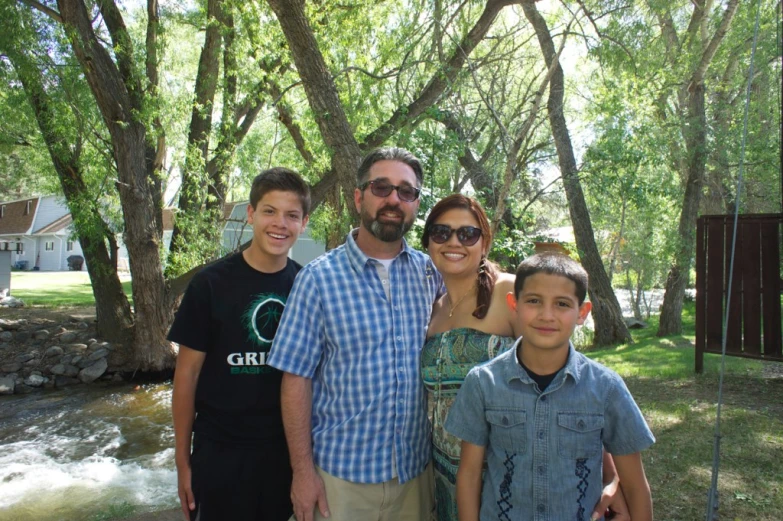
[0,196,84,271]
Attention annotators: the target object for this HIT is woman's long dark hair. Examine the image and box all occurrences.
[422,194,498,319]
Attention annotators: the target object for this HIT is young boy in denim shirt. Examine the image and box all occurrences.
[445,253,654,520]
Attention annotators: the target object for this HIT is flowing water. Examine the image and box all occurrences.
[0,382,178,521]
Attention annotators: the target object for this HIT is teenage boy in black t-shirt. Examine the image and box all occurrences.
[170,167,310,521]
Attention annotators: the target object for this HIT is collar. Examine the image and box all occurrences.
[344,228,413,274]
[501,336,583,386]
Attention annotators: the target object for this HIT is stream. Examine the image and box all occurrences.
[0,382,178,521]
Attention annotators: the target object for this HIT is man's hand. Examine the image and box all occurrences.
[176,462,196,521]
[291,467,330,521]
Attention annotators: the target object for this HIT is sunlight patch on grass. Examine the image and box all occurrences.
[10,271,132,308]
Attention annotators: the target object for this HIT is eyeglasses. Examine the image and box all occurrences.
[358,180,421,202]
[428,224,482,246]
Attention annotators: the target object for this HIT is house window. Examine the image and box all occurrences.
[45,241,54,251]
[66,241,74,251]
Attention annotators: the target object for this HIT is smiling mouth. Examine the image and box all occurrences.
[443,252,466,260]
[267,232,288,240]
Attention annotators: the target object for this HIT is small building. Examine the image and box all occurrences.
[0,196,83,272]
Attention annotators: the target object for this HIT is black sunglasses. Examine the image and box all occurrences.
[358,180,421,202]
[429,224,482,246]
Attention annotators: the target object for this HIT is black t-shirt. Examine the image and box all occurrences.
[168,253,302,446]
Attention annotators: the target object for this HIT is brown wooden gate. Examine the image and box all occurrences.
[695,214,783,372]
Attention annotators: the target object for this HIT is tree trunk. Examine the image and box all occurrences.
[658,84,707,336]
[266,0,363,201]
[58,0,175,369]
[5,36,134,345]
[656,0,739,335]
[168,0,224,262]
[522,2,632,346]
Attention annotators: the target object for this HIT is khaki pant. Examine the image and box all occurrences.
[291,464,434,521]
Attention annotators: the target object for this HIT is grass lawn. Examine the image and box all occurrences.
[9,271,132,307]
[585,304,783,520]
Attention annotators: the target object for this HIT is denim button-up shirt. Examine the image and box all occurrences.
[268,230,442,484]
[445,339,655,521]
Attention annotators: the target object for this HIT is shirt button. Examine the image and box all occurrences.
[538,465,545,475]
[382,280,388,284]
[537,504,545,514]
[399,367,404,372]
[537,431,544,440]
[540,395,547,402]
[396,336,402,341]
[501,416,509,426]
[578,419,586,429]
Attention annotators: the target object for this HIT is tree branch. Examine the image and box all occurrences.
[18,0,62,22]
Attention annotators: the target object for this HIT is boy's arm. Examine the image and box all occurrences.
[456,440,485,521]
[171,345,206,521]
[613,452,653,521]
[281,373,329,521]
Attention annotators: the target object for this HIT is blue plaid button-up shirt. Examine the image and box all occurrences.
[268,230,442,484]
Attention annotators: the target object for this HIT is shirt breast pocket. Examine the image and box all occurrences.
[486,409,526,453]
[557,412,603,459]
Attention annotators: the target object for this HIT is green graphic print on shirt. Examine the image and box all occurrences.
[229,292,287,375]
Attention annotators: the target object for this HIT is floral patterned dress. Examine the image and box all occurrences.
[421,328,515,521]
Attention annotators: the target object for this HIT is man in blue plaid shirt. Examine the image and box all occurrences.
[268,147,442,521]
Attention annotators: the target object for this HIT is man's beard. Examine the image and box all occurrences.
[360,204,414,242]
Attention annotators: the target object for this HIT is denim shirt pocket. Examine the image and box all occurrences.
[486,409,527,453]
[557,413,603,459]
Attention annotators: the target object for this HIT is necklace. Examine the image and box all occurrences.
[446,286,475,317]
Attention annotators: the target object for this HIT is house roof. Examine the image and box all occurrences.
[0,197,39,236]
[34,213,72,235]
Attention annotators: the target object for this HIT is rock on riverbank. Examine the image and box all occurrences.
[0,315,126,395]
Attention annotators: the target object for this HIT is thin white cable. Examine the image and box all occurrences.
[705,0,764,518]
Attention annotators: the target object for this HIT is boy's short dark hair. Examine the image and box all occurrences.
[249,167,311,215]
[357,147,424,186]
[514,253,589,304]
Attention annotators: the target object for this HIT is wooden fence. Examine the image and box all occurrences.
[695,214,783,372]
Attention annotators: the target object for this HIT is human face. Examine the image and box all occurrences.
[355,160,419,243]
[506,273,591,355]
[427,208,485,279]
[247,190,308,262]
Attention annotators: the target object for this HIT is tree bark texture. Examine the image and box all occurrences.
[57,0,175,370]
[522,1,632,346]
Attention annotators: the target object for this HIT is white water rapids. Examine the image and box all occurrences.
[0,383,178,521]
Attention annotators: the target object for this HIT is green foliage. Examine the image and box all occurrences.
[89,501,137,521]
